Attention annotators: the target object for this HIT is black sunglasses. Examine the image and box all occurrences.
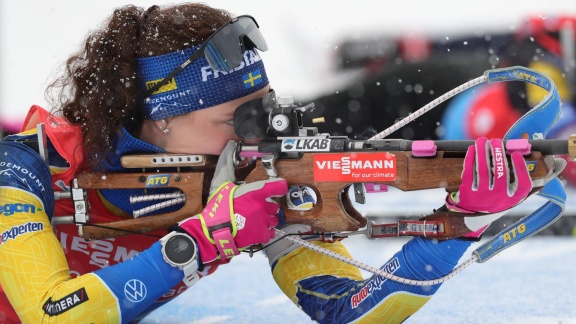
[145,15,268,97]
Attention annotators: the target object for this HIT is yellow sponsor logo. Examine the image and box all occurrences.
[517,72,537,84]
[146,77,177,95]
[208,184,230,218]
[526,161,537,173]
[208,194,225,218]
[218,239,236,257]
[145,174,171,187]
[503,223,526,243]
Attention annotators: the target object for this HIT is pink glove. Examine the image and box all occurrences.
[446,137,533,214]
[176,178,287,264]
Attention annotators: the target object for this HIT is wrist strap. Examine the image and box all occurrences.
[200,182,240,259]
[211,227,239,259]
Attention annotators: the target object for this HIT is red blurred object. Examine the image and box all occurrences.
[467,83,522,139]
[515,15,576,56]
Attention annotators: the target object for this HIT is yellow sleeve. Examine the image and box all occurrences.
[1,184,121,322]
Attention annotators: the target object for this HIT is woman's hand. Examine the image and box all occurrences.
[446,137,533,214]
[170,140,288,264]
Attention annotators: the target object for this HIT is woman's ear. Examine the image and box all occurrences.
[154,119,170,134]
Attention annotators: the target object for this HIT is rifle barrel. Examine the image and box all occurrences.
[433,139,570,156]
[367,139,571,156]
[253,137,575,159]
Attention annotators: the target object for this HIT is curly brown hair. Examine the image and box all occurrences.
[46,3,233,170]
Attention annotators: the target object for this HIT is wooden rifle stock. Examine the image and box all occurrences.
[244,150,556,232]
[76,172,208,240]
[57,136,574,240]
[69,154,216,240]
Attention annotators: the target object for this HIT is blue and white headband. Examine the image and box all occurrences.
[136,44,269,120]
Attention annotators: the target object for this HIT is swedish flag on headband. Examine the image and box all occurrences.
[243,69,263,88]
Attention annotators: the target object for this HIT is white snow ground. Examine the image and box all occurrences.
[141,235,576,324]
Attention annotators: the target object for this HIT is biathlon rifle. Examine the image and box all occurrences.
[53,66,574,258]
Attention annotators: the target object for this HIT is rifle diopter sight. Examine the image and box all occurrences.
[233,89,320,139]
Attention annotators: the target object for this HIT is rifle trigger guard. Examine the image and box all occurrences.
[353,183,366,204]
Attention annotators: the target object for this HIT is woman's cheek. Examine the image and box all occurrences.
[240,138,260,145]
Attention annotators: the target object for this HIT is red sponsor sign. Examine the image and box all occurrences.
[313,152,397,182]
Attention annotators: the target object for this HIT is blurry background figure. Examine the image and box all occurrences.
[300,15,576,187]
